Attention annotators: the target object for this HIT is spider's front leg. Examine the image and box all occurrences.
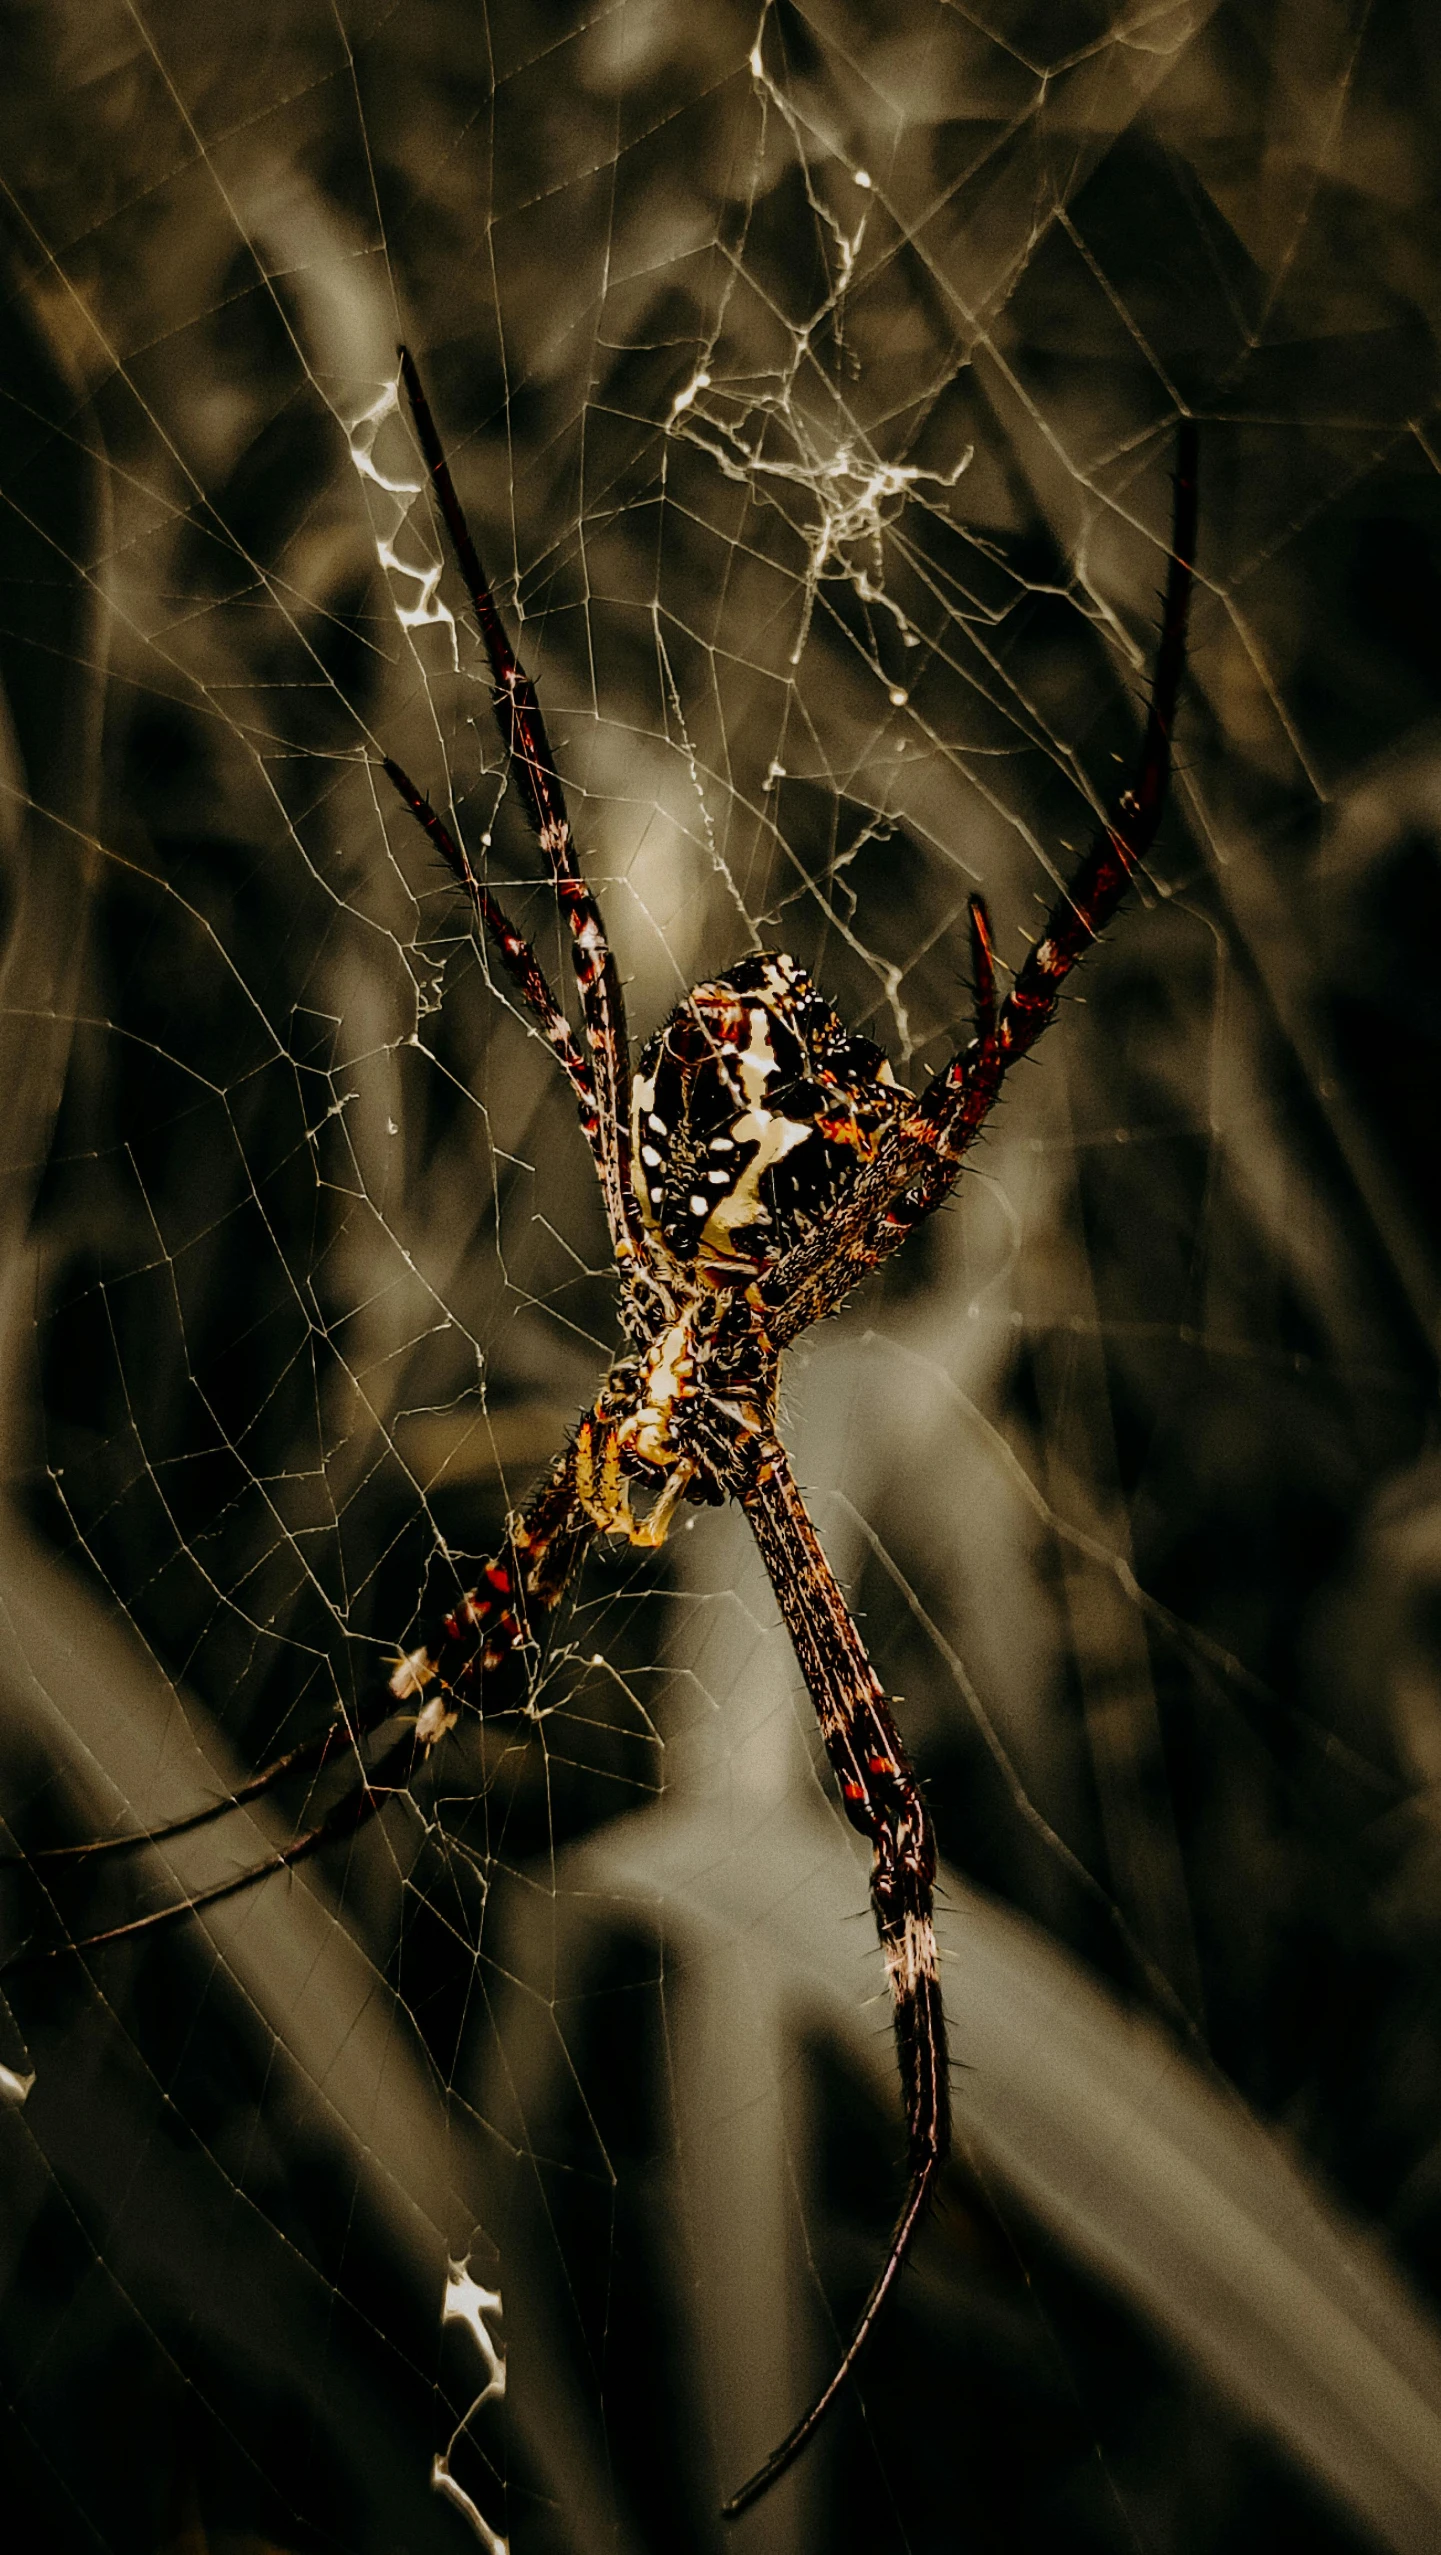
[722,1429,949,2519]
[755,419,1198,1346]
[394,348,646,1276]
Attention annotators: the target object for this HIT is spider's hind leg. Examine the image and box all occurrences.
[1,1710,372,1870]
[4,1537,530,1882]
[3,1725,424,1970]
[726,1432,951,2518]
[3,1444,599,1963]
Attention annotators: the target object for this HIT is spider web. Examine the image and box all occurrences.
[1,2,1440,2549]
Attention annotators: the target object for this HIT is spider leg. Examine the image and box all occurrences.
[917,416,1199,1132]
[396,346,643,1268]
[391,1437,595,1711]
[4,1445,597,1961]
[756,419,1197,1342]
[381,752,599,1142]
[724,1433,949,2519]
[0,1715,366,1866]
[3,1728,424,1969]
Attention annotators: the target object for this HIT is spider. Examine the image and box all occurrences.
[8,350,1196,2521]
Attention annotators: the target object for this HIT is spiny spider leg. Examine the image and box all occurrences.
[916,418,1200,1142]
[3,1728,423,1970]
[756,419,1198,1344]
[0,1716,363,1865]
[381,752,599,1142]
[724,1435,948,2519]
[396,346,644,1268]
[8,1448,597,1960]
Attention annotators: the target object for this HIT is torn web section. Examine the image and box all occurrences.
[667,31,974,684]
[349,369,461,669]
[431,2255,509,2554]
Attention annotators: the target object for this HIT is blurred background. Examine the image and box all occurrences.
[2,1,1441,2548]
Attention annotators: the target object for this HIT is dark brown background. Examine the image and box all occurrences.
[2,3,1440,2550]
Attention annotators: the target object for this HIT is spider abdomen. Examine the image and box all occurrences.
[631,951,911,1272]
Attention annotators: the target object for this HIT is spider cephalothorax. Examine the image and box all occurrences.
[16,348,1195,2526]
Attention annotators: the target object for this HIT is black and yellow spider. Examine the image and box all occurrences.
[17,351,1195,2520]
